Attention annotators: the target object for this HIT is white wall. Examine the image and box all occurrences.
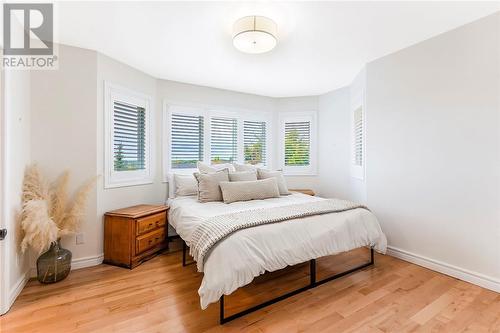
[158,80,275,113]
[31,45,99,263]
[2,69,32,313]
[365,13,500,287]
[316,88,352,199]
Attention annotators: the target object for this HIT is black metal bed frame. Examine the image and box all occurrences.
[182,241,375,324]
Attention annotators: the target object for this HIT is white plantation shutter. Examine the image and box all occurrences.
[353,106,363,166]
[113,101,146,171]
[284,121,310,166]
[171,114,204,169]
[210,117,237,164]
[244,120,266,165]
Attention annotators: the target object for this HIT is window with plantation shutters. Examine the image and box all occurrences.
[171,114,204,169]
[244,120,266,165]
[279,111,317,175]
[284,121,310,167]
[353,106,363,167]
[164,105,271,177]
[210,117,237,164]
[105,83,152,188]
[113,101,146,171]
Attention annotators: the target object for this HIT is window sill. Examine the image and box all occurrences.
[281,165,317,176]
[104,179,154,189]
[283,173,318,177]
[350,165,364,180]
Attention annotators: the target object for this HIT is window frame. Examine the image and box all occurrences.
[278,111,318,176]
[350,91,365,180]
[163,101,272,181]
[104,82,153,189]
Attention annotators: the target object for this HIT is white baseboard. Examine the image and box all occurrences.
[71,254,104,270]
[7,269,30,312]
[386,246,500,293]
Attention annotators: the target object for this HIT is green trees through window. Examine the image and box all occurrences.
[284,123,310,166]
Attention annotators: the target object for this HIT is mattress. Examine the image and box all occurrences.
[168,193,387,309]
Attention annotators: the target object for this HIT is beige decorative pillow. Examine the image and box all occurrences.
[233,163,258,172]
[194,169,229,202]
[257,169,291,195]
[173,174,198,196]
[197,161,235,174]
[228,171,257,182]
[219,178,280,204]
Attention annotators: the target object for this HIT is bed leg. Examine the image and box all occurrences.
[220,295,225,324]
[310,259,316,286]
[370,247,374,265]
[182,241,187,267]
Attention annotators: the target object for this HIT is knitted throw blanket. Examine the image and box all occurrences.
[189,199,368,271]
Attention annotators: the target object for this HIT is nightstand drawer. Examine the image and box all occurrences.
[136,212,166,236]
[136,228,165,254]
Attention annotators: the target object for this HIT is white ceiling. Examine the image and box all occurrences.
[54,1,499,97]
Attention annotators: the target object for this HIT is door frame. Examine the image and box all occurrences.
[0,66,9,315]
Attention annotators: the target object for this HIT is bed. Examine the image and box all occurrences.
[168,191,387,322]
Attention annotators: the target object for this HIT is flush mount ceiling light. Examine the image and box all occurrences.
[233,16,277,54]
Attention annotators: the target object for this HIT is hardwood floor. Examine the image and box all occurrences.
[1,239,499,333]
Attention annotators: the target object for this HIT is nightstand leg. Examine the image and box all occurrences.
[182,241,187,266]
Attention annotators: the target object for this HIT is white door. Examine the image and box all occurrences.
[0,66,8,315]
[0,65,8,314]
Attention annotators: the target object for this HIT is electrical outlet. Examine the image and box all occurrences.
[76,233,85,245]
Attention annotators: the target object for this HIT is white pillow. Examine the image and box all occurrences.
[197,161,235,173]
[219,178,280,204]
[257,169,291,195]
[173,174,198,197]
[193,169,230,202]
[229,171,257,182]
[233,163,259,172]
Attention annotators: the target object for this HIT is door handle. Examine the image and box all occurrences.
[0,228,7,241]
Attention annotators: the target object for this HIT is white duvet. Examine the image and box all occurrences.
[168,193,387,309]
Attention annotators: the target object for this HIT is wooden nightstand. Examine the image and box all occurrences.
[290,189,315,196]
[104,204,168,269]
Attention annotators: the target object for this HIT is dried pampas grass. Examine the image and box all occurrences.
[58,177,97,236]
[21,200,59,254]
[49,171,69,228]
[20,164,97,254]
[22,164,49,203]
